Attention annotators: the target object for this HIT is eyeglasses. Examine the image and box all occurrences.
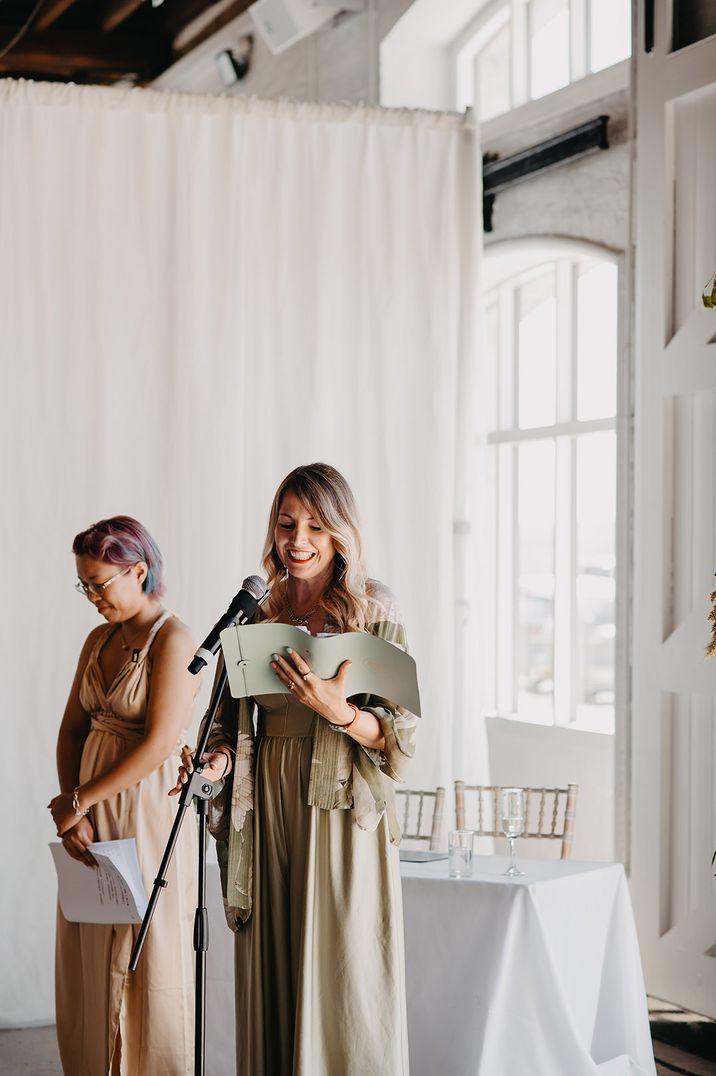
[75,565,132,598]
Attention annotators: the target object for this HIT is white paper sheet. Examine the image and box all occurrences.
[49,839,148,924]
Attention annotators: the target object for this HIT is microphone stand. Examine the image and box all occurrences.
[129,660,228,1076]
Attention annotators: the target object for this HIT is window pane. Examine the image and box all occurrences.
[577,261,618,420]
[517,440,555,724]
[477,22,511,122]
[590,0,631,71]
[518,271,556,429]
[530,0,570,100]
[575,431,616,731]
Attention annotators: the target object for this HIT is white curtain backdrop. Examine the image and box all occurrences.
[0,79,485,1025]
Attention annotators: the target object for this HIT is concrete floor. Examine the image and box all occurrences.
[0,1025,61,1075]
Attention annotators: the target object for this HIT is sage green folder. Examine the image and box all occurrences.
[219,623,421,717]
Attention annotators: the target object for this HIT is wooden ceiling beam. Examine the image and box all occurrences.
[0,28,167,75]
[164,0,226,37]
[101,0,143,33]
[35,0,79,31]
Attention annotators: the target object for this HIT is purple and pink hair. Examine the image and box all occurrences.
[72,516,165,599]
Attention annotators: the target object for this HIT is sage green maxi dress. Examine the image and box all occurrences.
[55,612,197,1076]
[207,580,417,1076]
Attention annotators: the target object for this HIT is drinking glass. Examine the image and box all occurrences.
[448,829,474,878]
[500,787,526,876]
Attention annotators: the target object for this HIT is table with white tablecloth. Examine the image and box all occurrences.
[205,856,655,1076]
[402,856,655,1076]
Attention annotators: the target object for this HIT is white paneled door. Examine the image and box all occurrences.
[632,1,716,1018]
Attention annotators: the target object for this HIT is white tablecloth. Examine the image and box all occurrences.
[402,856,655,1076]
[205,856,655,1076]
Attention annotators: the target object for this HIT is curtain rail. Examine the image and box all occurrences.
[482,115,609,232]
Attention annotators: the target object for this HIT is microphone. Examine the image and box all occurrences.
[188,575,267,674]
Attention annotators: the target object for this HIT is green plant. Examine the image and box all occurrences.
[703,273,716,308]
[707,584,716,658]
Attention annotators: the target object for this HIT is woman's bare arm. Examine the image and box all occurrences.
[50,621,198,834]
[56,627,102,793]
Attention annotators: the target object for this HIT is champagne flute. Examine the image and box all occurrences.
[500,787,526,877]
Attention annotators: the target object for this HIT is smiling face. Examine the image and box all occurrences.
[273,491,337,584]
[75,554,149,623]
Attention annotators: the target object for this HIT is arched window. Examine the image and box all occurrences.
[479,240,621,732]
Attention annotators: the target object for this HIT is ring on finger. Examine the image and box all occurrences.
[288,681,295,691]
[303,672,312,681]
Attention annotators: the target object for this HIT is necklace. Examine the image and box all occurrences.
[119,631,142,664]
[119,610,165,657]
[286,598,323,625]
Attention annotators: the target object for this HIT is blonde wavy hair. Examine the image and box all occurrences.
[261,463,369,632]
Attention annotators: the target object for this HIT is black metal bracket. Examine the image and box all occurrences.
[645,0,654,53]
[482,115,609,233]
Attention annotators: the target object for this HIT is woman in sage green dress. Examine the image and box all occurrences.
[173,462,418,1075]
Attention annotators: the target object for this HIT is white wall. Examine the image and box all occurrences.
[379,38,454,111]
[481,72,631,250]
[486,718,615,861]
[379,0,495,110]
[154,0,412,102]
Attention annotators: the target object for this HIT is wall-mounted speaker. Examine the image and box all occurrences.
[249,0,356,55]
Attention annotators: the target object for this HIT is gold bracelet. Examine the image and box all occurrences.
[72,786,89,817]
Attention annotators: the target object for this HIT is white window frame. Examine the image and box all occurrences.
[453,0,631,120]
[479,238,628,735]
